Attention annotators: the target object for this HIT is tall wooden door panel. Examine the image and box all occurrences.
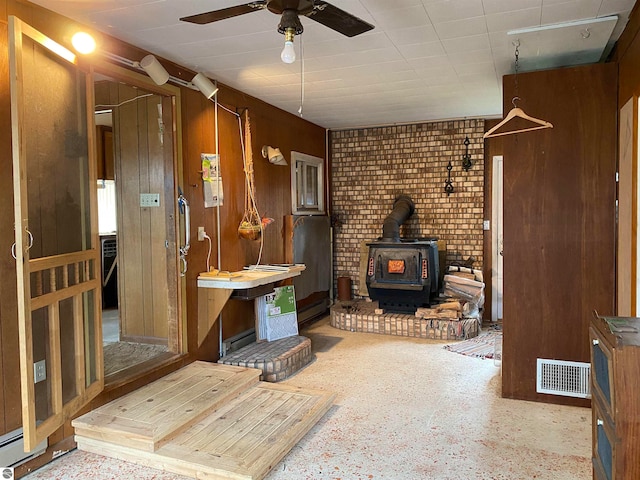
[111,82,173,345]
[0,20,22,437]
[9,17,103,450]
[500,63,617,405]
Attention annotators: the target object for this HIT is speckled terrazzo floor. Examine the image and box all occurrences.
[22,315,591,480]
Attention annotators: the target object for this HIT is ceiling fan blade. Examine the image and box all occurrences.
[180,2,267,25]
[307,1,374,37]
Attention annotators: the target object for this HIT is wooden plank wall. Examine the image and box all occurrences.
[613,1,640,315]
[499,63,617,406]
[612,1,640,102]
[181,86,326,359]
[0,0,325,454]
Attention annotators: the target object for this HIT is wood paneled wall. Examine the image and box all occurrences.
[499,63,617,406]
[612,2,640,103]
[612,2,640,315]
[182,87,326,359]
[0,0,325,457]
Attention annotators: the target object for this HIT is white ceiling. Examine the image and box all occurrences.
[31,0,636,129]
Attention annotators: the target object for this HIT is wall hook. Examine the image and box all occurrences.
[462,136,472,171]
[444,161,454,195]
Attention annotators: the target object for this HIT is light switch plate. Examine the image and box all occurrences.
[483,220,490,230]
[140,193,160,207]
[34,360,46,383]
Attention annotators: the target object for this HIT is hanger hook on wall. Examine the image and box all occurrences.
[512,96,521,108]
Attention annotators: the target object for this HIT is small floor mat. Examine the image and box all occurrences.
[103,341,168,376]
[444,329,502,359]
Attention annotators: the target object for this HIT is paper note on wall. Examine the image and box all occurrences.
[202,153,223,208]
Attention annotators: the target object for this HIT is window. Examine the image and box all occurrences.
[291,151,324,214]
[97,180,117,234]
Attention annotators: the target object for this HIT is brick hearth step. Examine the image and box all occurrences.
[218,335,313,382]
[331,301,479,340]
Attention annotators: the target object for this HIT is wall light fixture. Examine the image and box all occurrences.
[71,31,96,54]
[140,54,170,85]
[101,52,218,100]
[191,73,219,99]
[262,145,287,165]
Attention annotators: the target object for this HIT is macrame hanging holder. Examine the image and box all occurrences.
[238,110,262,240]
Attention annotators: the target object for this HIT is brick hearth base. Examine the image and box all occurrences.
[330,301,479,340]
[218,335,313,382]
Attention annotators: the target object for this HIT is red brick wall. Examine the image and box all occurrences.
[330,119,485,297]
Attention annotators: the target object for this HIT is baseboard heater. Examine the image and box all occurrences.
[221,328,256,357]
[297,298,329,325]
[536,358,591,399]
[0,428,47,467]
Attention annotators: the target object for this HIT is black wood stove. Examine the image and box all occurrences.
[366,196,439,313]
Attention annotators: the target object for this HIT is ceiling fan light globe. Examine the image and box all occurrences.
[281,40,295,63]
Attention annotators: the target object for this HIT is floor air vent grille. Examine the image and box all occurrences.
[536,358,591,398]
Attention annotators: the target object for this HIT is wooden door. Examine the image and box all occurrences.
[111,84,174,345]
[500,63,617,406]
[9,17,103,450]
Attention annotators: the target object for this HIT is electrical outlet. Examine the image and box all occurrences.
[34,360,46,383]
[140,193,160,207]
[483,220,490,231]
[197,227,205,241]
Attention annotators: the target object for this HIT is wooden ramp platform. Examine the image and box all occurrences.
[73,362,335,480]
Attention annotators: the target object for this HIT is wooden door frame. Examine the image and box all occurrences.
[90,60,186,357]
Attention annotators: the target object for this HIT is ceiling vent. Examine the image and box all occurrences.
[536,358,591,399]
[508,16,619,72]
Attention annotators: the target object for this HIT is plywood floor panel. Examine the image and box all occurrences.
[223,392,315,459]
[74,364,335,480]
[184,389,286,452]
[72,362,261,452]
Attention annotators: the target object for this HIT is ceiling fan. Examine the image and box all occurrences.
[180,0,374,63]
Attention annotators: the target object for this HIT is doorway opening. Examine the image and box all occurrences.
[491,155,504,322]
[94,72,181,378]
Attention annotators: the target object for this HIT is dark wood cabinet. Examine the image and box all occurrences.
[590,314,640,480]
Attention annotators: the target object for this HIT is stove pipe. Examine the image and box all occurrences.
[381,195,415,242]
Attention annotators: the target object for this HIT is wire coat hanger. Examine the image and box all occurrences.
[483,97,553,138]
